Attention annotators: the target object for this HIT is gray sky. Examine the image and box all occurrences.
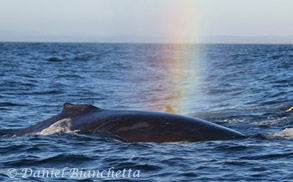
[0,0,293,43]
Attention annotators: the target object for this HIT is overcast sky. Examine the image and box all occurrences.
[0,0,293,43]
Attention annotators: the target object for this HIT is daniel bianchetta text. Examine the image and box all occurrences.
[6,167,141,179]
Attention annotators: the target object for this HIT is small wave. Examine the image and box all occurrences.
[0,102,26,107]
[11,90,62,96]
[56,74,84,79]
[4,154,94,167]
[47,57,64,62]
[72,53,95,61]
[270,128,293,140]
[245,104,293,114]
[285,106,293,112]
[271,55,282,60]
[32,90,63,95]
[206,88,239,95]
[215,145,248,151]
[240,152,293,160]
[271,79,290,84]
[41,154,93,164]
[222,118,247,123]
[252,117,287,126]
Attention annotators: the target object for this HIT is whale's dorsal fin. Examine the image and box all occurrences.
[164,105,175,114]
[62,103,99,114]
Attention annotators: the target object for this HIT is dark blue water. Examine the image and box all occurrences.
[0,43,292,181]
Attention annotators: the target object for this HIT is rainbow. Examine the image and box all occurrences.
[157,1,203,115]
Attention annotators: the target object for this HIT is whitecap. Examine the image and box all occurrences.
[271,128,293,140]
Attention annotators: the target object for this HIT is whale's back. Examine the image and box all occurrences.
[13,103,245,142]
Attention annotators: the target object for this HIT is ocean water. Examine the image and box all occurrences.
[0,42,292,181]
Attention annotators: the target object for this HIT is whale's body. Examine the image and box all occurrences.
[14,103,245,142]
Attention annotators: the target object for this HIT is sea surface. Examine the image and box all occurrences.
[0,42,292,181]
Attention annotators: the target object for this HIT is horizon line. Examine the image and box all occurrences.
[1,40,293,45]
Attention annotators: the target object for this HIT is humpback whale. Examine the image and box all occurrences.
[14,103,245,142]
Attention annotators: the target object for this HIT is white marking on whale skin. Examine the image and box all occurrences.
[36,118,73,135]
[117,122,150,132]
